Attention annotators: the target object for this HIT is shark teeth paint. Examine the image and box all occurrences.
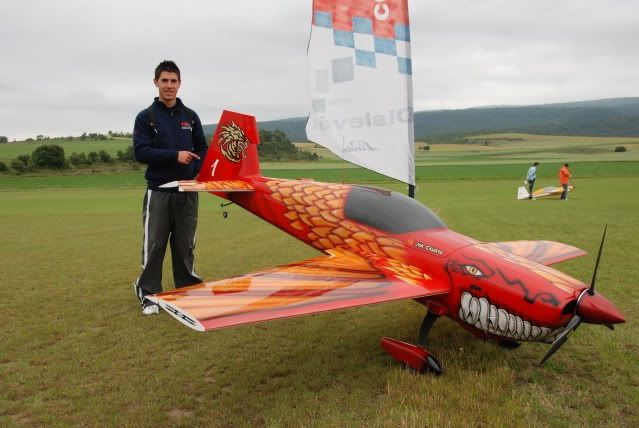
[458,292,563,342]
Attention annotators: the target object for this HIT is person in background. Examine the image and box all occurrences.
[526,161,539,200]
[559,163,572,200]
[132,60,209,315]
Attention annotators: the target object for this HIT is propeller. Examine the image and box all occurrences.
[587,224,607,296]
[539,225,609,365]
[539,314,582,365]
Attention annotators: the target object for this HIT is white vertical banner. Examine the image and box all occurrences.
[305,0,415,185]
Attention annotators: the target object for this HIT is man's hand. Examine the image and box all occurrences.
[177,151,200,165]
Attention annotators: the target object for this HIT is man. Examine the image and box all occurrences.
[526,161,539,200]
[132,60,209,315]
[559,163,572,200]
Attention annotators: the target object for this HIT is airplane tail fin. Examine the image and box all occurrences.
[198,110,261,182]
[161,110,261,192]
[517,186,530,200]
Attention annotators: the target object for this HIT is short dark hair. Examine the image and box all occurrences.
[533,162,539,166]
[154,60,181,81]
[564,163,569,167]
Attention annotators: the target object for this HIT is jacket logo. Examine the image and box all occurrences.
[218,121,250,163]
[180,121,192,131]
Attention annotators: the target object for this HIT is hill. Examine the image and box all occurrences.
[203,97,639,141]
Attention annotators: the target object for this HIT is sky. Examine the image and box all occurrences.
[1,0,638,141]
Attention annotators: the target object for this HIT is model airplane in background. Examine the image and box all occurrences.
[151,110,625,374]
[517,185,575,200]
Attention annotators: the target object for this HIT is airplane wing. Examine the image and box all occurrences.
[160,179,254,192]
[521,185,575,200]
[487,240,587,266]
[146,248,450,331]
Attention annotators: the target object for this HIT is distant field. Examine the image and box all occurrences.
[3,133,638,164]
[1,135,637,187]
[296,133,639,164]
[415,133,639,164]
[0,138,131,162]
[1,177,637,426]
[2,160,638,190]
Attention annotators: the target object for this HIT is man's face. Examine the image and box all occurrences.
[154,71,181,106]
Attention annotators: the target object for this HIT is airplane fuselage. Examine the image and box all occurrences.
[220,177,593,345]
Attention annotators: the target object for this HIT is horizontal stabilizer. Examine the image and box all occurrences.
[488,240,587,266]
[147,248,450,331]
[160,180,254,192]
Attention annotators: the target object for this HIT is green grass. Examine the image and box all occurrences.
[2,160,637,190]
[3,133,638,165]
[1,174,638,426]
[0,138,131,163]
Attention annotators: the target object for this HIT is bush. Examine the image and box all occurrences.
[0,161,7,171]
[98,150,114,164]
[257,129,319,161]
[30,144,66,169]
[11,159,29,173]
[87,152,99,164]
[11,154,31,173]
[68,152,88,166]
[116,146,136,162]
[614,146,627,152]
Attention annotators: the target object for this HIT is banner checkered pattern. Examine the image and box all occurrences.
[306,0,415,185]
[314,10,411,75]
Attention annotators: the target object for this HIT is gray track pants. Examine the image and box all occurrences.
[135,189,202,295]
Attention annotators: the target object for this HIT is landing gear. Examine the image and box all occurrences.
[381,337,443,374]
[380,311,443,375]
[221,201,234,219]
[417,311,440,347]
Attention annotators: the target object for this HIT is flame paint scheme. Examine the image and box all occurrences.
[150,111,625,374]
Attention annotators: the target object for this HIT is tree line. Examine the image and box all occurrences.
[0,144,136,174]
[0,131,133,144]
[0,129,318,174]
[257,129,319,161]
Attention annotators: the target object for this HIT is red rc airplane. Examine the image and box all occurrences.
[151,110,625,374]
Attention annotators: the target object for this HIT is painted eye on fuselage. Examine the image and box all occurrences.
[463,265,484,277]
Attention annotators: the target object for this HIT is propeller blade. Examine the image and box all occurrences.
[588,225,607,296]
[539,315,582,365]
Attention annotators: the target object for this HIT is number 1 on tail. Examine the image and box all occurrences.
[211,159,219,177]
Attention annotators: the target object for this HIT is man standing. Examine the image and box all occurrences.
[526,161,539,200]
[559,163,572,200]
[132,60,209,315]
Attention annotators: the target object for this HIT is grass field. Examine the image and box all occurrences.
[2,133,639,165]
[0,138,131,163]
[1,143,638,426]
[1,160,637,191]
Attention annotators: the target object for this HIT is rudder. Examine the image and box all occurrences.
[517,186,530,200]
[197,110,261,182]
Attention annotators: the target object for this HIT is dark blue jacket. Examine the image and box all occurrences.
[133,98,208,189]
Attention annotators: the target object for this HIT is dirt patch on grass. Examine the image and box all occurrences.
[168,408,194,420]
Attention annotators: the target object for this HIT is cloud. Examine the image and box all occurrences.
[0,0,637,140]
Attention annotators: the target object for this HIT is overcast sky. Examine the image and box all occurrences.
[1,0,638,141]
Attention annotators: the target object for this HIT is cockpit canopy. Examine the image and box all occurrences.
[344,186,446,234]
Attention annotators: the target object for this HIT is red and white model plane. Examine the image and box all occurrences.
[150,111,625,374]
